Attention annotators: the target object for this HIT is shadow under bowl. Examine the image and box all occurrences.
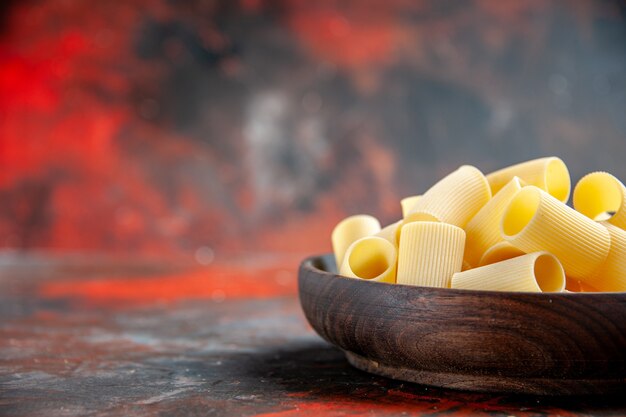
[298,254,626,395]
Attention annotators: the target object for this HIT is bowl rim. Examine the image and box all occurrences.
[300,253,626,298]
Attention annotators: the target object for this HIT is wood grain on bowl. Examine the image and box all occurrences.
[298,254,626,395]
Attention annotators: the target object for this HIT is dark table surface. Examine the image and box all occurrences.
[1,252,625,416]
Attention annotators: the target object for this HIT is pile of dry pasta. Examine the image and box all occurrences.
[331,157,626,292]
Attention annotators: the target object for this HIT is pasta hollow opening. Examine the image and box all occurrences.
[502,187,540,238]
[545,158,570,203]
[573,172,622,221]
[348,239,393,279]
[533,254,565,292]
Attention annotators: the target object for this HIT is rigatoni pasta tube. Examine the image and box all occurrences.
[405,165,491,228]
[486,157,571,203]
[332,215,381,269]
[451,252,565,292]
[478,241,526,267]
[401,195,421,218]
[339,237,397,283]
[566,278,599,293]
[461,260,472,271]
[586,223,626,291]
[397,221,465,288]
[573,172,626,229]
[463,177,523,267]
[375,221,401,246]
[501,186,610,280]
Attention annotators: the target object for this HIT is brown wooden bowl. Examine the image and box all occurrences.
[298,254,626,395]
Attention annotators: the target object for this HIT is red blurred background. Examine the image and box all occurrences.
[1,0,625,262]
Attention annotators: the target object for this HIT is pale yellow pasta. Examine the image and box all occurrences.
[501,186,610,280]
[339,237,397,283]
[451,252,565,292]
[486,157,570,203]
[573,172,626,229]
[401,195,421,218]
[585,223,626,291]
[332,215,381,268]
[405,165,491,228]
[375,221,402,246]
[397,221,465,288]
[463,177,523,267]
[478,241,525,267]
[594,212,613,221]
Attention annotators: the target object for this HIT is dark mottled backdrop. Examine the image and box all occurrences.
[1,0,625,257]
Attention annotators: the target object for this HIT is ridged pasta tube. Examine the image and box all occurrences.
[478,241,526,267]
[486,157,571,203]
[573,172,626,229]
[400,195,421,218]
[397,221,465,288]
[332,215,381,269]
[339,236,397,283]
[463,177,523,267]
[451,251,565,292]
[375,221,401,246]
[586,223,626,291]
[405,165,491,228]
[566,278,599,293]
[501,186,610,280]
